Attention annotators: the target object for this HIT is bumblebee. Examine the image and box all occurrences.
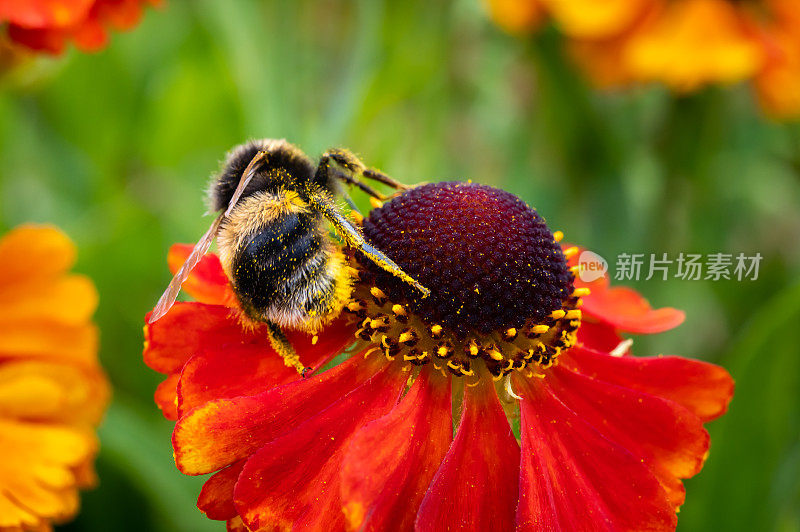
[149,139,429,374]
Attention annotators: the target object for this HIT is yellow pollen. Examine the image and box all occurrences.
[391,304,406,316]
[553,230,564,242]
[350,211,364,224]
[530,324,550,334]
[311,335,319,345]
[369,197,383,209]
[573,287,591,297]
[437,346,449,357]
[550,310,566,320]
[565,309,581,320]
[570,265,583,274]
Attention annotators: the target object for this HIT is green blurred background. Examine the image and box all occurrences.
[1,0,799,530]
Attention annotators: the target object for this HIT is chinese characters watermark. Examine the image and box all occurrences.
[577,251,762,282]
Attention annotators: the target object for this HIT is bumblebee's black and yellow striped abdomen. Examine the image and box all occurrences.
[226,205,351,332]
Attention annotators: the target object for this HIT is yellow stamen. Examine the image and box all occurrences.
[487,346,504,361]
[370,286,387,300]
[573,287,591,297]
[553,230,564,242]
[398,330,417,344]
[347,301,365,312]
[563,246,579,259]
[468,340,479,357]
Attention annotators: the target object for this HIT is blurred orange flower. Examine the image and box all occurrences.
[0,0,162,54]
[754,0,800,118]
[485,0,800,119]
[0,225,109,531]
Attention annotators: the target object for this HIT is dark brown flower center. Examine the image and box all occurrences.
[346,182,587,380]
[358,181,573,336]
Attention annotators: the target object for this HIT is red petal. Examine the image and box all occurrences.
[564,346,734,422]
[340,367,452,532]
[173,354,383,475]
[548,365,710,508]
[582,285,685,334]
[154,372,179,420]
[167,244,233,306]
[143,302,241,374]
[234,362,406,531]
[415,377,519,531]
[576,320,624,353]
[198,461,245,521]
[0,0,93,28]
[515,377,676,531]
[96,0,143,30]
[6,24,68,53]
[177,317,356,416]
[71,10,107,52]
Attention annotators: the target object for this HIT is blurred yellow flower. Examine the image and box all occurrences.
[485,0,800,119]
[540,0,654,40]
[0,225,109,531]
[482,0,544,35]
[625,0,763,91]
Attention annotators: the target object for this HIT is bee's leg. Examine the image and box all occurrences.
[305,189,430,298]
[265,321,311,377]
[318,149,412,200]
[328,166,389,200]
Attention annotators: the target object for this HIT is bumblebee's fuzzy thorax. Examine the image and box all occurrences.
[209,139,319,213]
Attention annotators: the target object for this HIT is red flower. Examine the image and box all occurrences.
[144,182,733,531]
[0,0,162,54]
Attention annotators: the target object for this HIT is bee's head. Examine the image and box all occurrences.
[208,139,316,213]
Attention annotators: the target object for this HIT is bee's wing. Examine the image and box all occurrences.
[148,213,224,324]
[148,150,269,324]
[224,149,268,217]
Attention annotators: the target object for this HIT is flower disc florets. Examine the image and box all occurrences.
[350,182,583,378]
[360,181,572,335]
